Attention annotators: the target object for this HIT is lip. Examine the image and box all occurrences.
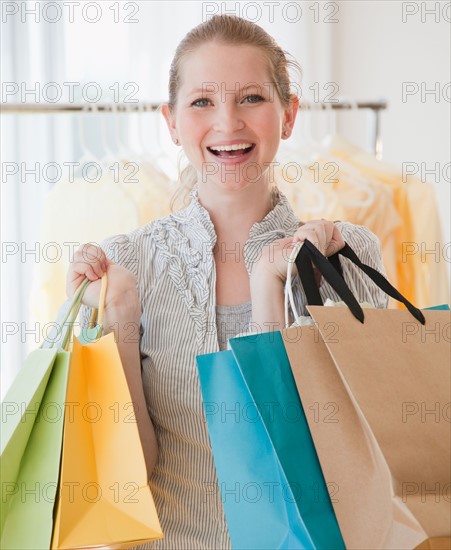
[206,143,256,165]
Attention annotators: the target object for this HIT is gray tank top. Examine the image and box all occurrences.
[215,300,252,350]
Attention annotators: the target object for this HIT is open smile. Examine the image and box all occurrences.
[206,143,256,160]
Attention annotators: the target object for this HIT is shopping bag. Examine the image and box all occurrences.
[197,348,336,549]
[1,279,90,549]
[51,274,163,549]
[282,240,451,549]
[306,306,450,550]
[227,333,345,550]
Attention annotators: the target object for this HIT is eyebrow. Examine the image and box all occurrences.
[187,83,267,95]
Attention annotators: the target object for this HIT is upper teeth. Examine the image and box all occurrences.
[209,143,252,151]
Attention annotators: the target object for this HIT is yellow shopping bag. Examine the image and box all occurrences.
[51,275,163,549]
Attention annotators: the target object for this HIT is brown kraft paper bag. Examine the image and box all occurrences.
[282,308,450,550]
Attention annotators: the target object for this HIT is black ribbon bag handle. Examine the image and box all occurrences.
[294,239,426,325]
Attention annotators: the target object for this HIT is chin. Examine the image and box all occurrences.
[209,176,266,195]
[210,161,266,185]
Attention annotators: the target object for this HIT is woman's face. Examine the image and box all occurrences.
[164,41,298,193]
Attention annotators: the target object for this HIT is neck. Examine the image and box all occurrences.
[196,181,275,240]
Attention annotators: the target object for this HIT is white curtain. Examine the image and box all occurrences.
[2,11,60,395]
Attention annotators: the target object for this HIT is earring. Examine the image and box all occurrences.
[283,130,289,137]
[173,138,179,145]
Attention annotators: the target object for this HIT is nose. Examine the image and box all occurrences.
[212,101,245,134]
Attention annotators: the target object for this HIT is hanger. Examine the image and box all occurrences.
[275,105,327,216]
[137,105,177,182]
[74,104,100,179]
[99,103,117,169]
[136,102,150,162]
[152,107,178,181]
[318,100,376,209]
[111,102,130,162]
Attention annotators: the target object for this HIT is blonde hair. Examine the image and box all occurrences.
[166,14,302,211]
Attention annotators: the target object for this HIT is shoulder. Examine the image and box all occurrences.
[99,222,154,271]
[99,210,193,271]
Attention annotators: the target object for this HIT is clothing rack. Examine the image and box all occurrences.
[1,99,388,158]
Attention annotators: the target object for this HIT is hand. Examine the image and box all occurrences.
[66,243,139,312]
[252,219,345,284]
[293,219,345,257]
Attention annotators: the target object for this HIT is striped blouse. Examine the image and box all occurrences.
[79,186,388,549]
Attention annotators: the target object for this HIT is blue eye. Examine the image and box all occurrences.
[191,98,211,107]
[243,95,264,104]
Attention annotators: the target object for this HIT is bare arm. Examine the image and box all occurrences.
[250,262,287,331]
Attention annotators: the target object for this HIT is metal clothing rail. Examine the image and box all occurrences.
[300,100,387,158]
[0,100,388,113]
[1,99,388,158]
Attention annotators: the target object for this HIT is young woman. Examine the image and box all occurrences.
[67,15,388,549]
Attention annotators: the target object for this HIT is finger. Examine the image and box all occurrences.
[74,248,97,265]
[323,223,335,254]
[325,225,345,256]
[84,264,99,281]
[309,221,334,254]
[70,261,99,281]
[296,220,326,238]
[94,253,109,274]
[78,245,106,276]
[316,223,327,252]
[332,224,345,247]
[322,219,334,241]
[83,243,103,260]
[78,244,104,268]
[92,261,105,279]
[294,226,327,254]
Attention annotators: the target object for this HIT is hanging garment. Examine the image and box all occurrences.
[405,176,450,308]
[31,161,178,327]
[315,155,402,290]
[274,162,347,221]
[31,174,140,327]
[327,136,449,307]
[274,146,401,291]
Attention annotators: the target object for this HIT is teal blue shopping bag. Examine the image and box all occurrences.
[229,331,345,550]
[196,340,345,550]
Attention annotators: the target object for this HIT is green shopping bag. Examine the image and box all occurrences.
[0,279,90,549]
